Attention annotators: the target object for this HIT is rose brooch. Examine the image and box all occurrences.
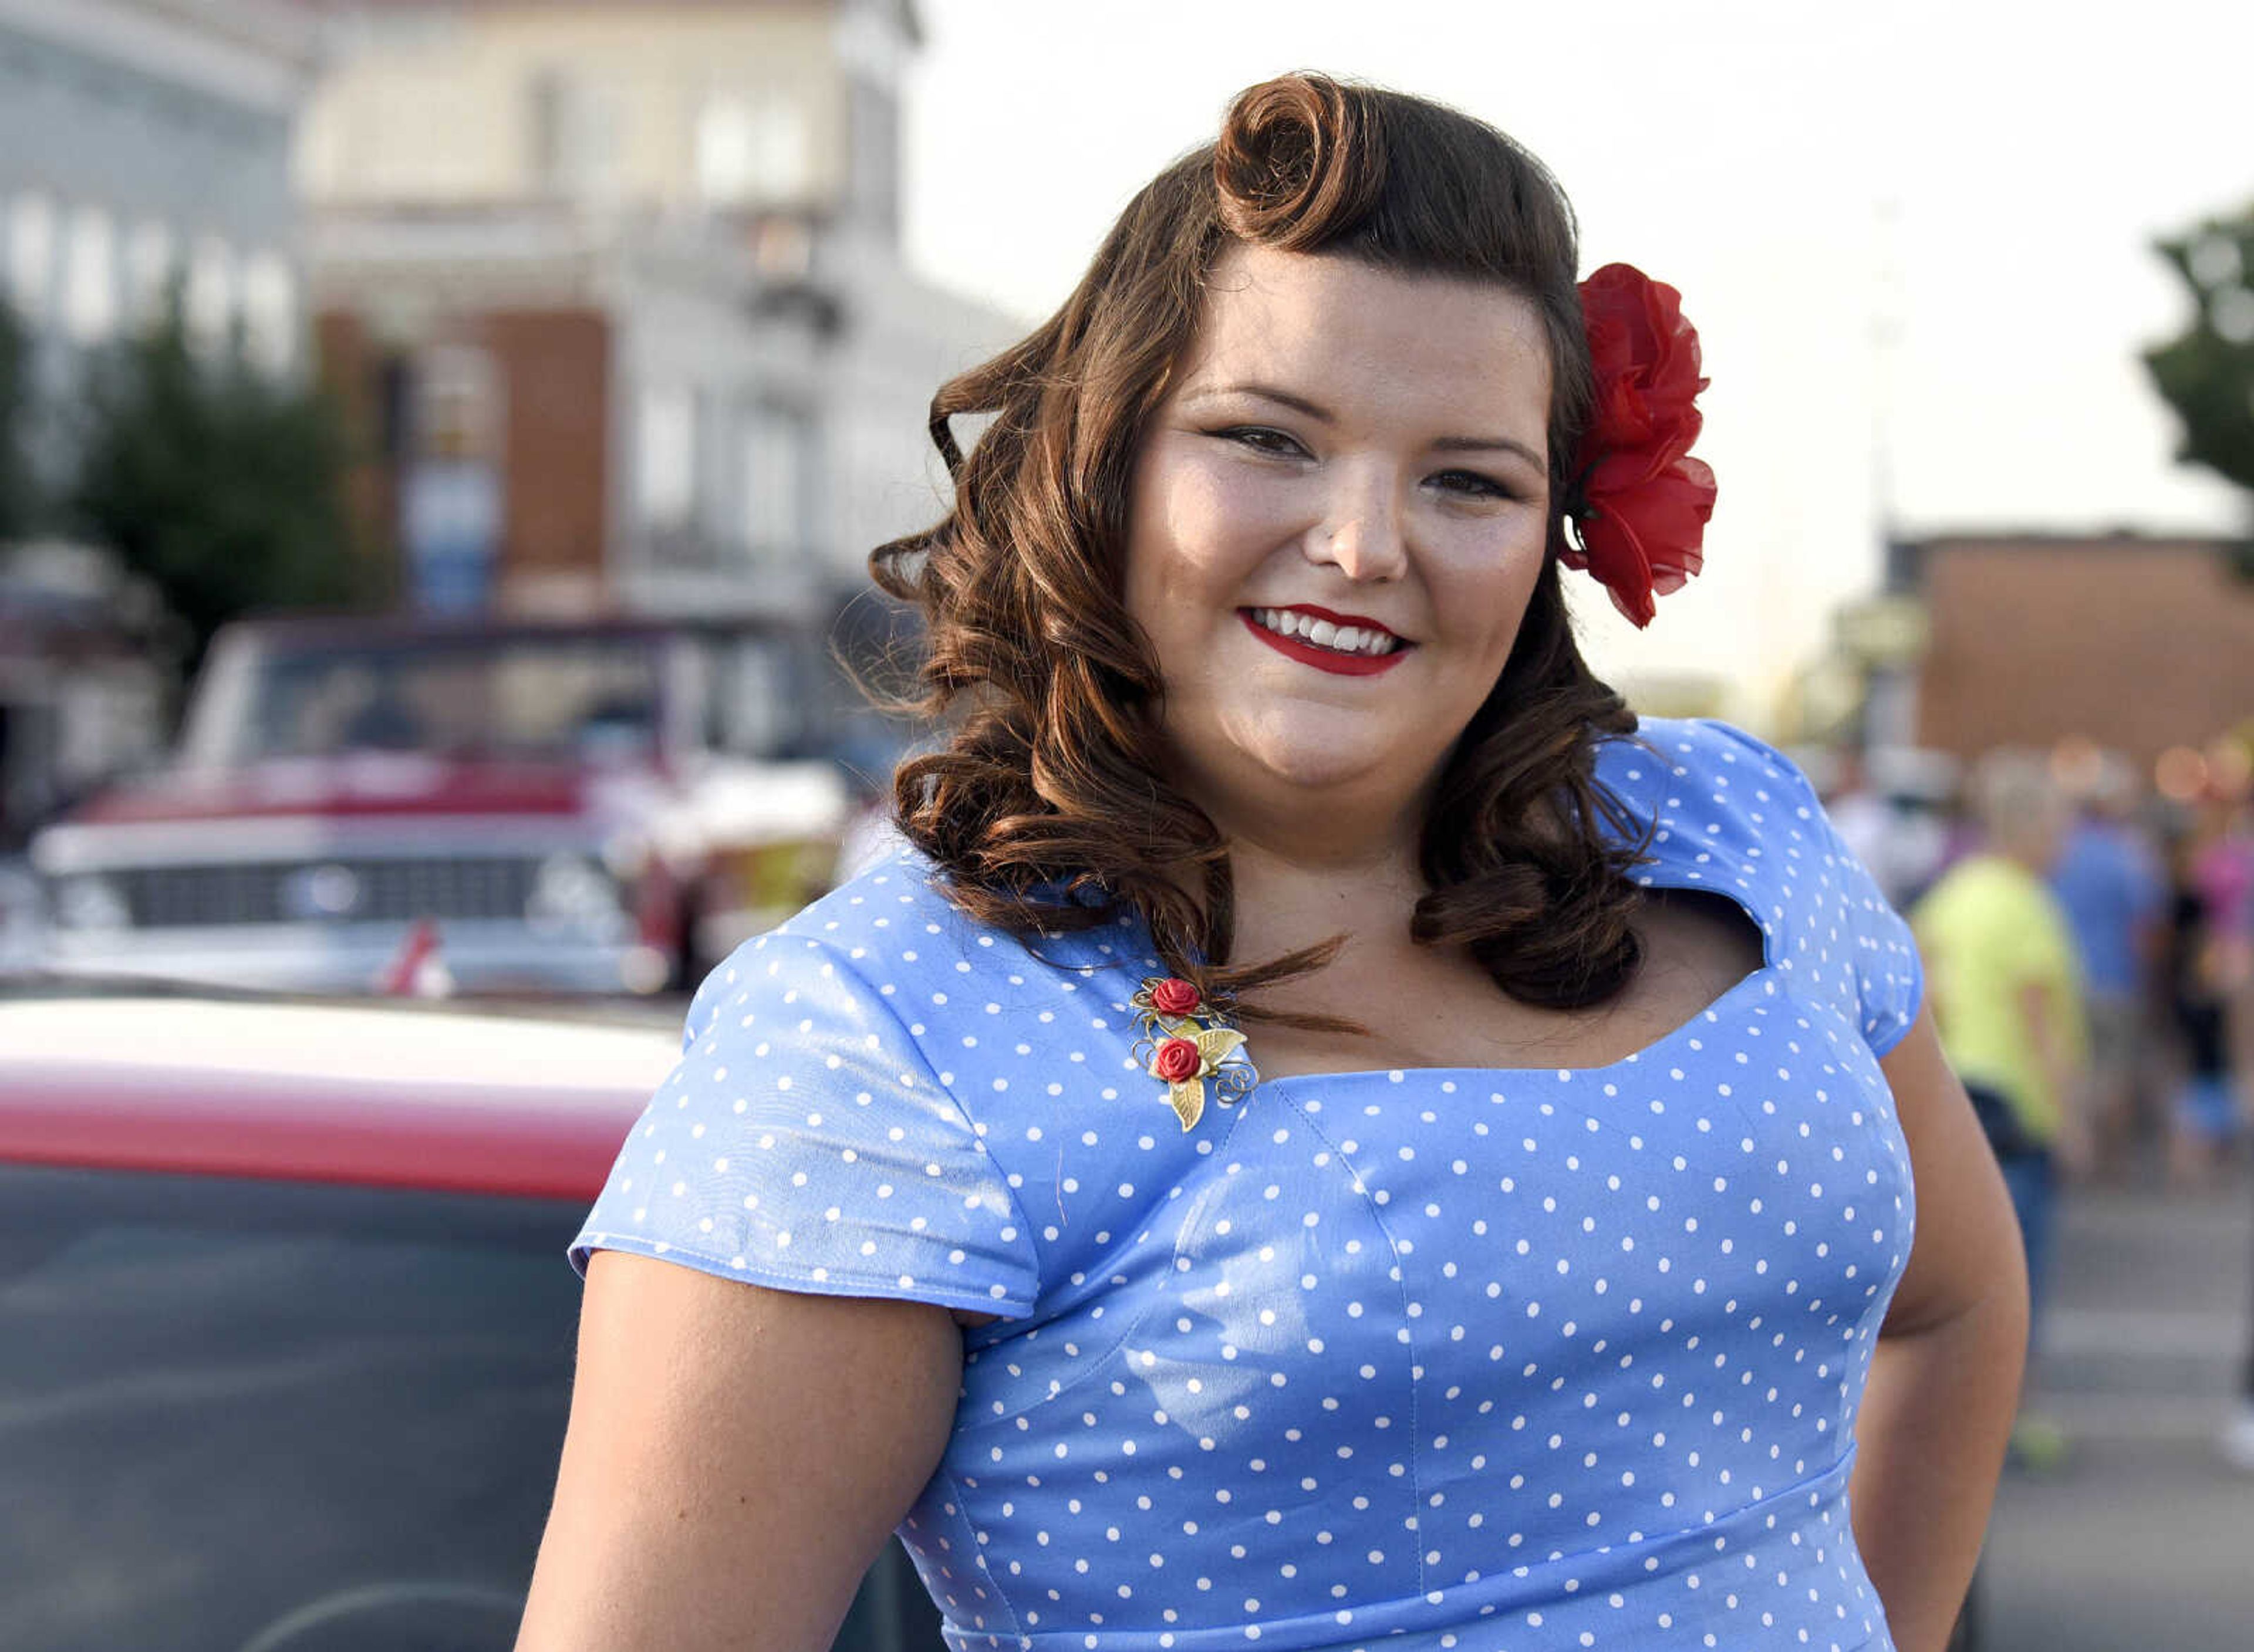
[1130,976,1256,1131]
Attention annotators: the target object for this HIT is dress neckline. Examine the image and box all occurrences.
[1251,962,1777,1089]
[1228,862,1779,1087]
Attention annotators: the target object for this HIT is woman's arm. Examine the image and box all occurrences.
[1851,1008,2030,1652]
[515,1251,964,1652]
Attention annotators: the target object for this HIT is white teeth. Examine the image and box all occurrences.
[1250,608,1399,657]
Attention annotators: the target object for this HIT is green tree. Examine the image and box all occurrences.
[0,299,36,540]
[2144,204,2254,501]
[68,299,362,672]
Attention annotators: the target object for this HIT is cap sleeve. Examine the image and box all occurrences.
[1700,719,1927,1058]
[571,934,1042,1317]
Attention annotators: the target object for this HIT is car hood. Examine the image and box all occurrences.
[0,990,677,1198]
[59,754,606,826]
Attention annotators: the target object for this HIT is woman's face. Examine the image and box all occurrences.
[1123,244,1554,832]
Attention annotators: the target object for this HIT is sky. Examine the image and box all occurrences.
[897,0,2252,715]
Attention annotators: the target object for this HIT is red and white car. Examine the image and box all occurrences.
[29,613,853,996]
[0,982,942,1651]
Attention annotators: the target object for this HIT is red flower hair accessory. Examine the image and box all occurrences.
[1563,263,1717,628]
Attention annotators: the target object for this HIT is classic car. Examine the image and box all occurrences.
[0,978,943,1651]
[28,612,856,997]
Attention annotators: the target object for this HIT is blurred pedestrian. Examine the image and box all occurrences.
[2161,821,2244,1188]
[2201,791,2254,1474]
[1827,742,1950,912]
[1913,749,2088,1468]
[2048,749,2167,1180]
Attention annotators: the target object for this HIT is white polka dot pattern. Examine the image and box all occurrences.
[573,718,1923,1652]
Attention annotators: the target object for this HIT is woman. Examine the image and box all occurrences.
[519,75,2024,1652]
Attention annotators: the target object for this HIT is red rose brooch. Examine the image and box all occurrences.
[1564,262,1717,629]
[1130,976,1256,1131]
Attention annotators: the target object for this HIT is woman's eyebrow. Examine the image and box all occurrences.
[1180,381,1334,421]
[1185,383,1545,471]
[1432,434,1547,470]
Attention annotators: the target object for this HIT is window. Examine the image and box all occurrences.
[240,251,296,377]
[184,234,235,355]
[0,1160,941,1651]
[124,220,174,329]
[742,402,812,560]
[6,192,55,322]
[224,633,659,763]
[0,1165,585,1651]
[849,78,900,237]
[527,66,622,200]
[414,343,503,462]
[695,93,811,208]
[704,631,797,758]
[61,204,115,345]
[636,384,697,532]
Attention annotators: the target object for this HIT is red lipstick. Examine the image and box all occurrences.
[1237,607,1411,678]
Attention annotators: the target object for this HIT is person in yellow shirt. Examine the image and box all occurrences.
[1914,749,2090,1465]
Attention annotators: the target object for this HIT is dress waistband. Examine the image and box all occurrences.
[950,1451,1878,1652]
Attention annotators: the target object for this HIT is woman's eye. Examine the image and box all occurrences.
[1216,426,1309,459]
[1431,468,1516,501]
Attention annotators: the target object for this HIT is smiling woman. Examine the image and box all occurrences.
[522,73,2022,1652]
[1122,249,1554,848]
[866,72,1652,1019]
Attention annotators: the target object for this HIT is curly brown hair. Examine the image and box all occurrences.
[870,72,1651,1019]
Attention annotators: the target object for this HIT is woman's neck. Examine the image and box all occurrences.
[1212,819,1428,970]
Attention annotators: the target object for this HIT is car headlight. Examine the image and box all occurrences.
[53,874,132,933]
[527,853,625,932]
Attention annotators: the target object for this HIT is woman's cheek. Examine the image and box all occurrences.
[1186,448,1310,530]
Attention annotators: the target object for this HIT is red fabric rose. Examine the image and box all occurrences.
[1565,263,1717,628]
[1153,1037,1203,1082]
[1149,977,1203,1016]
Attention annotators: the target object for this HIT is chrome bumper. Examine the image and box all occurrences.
[40,919,669,997]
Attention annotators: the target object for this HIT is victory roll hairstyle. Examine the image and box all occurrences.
[870,72,1649,1018]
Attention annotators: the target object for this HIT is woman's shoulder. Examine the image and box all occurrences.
[758,847,1133,985]
[1592,715,1824,844]
[1595,715,1813,796]
[1602,718,1925,1055]
[685,849,1153,1083]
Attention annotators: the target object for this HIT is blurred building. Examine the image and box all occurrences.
[1,0,318,438]
[290,0,1017,620]
[0,0,319,840]
[1899,532,2254,768]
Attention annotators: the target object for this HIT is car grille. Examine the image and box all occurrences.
[117,857,544,928]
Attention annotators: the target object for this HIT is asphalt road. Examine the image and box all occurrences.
[1976,1157,2254,1651]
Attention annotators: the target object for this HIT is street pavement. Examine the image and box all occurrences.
[1976,1156,2254,1650]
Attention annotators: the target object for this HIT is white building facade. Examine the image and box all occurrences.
[0,0,318,842]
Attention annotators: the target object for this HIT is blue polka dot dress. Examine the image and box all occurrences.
[573,718,1925,1652]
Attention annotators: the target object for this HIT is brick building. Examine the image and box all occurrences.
[1902,533,2254,767]
[292,0,1018,620]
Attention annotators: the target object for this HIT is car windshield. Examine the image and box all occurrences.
[200,634,666,765]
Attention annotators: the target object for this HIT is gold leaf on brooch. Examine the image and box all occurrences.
[1194,1026,1246,1066]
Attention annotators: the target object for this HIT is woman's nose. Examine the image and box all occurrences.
[1310,471,1408,582]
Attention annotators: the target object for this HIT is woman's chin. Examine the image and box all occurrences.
[1226,735,1425,805]
[1168,708,1456,823]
